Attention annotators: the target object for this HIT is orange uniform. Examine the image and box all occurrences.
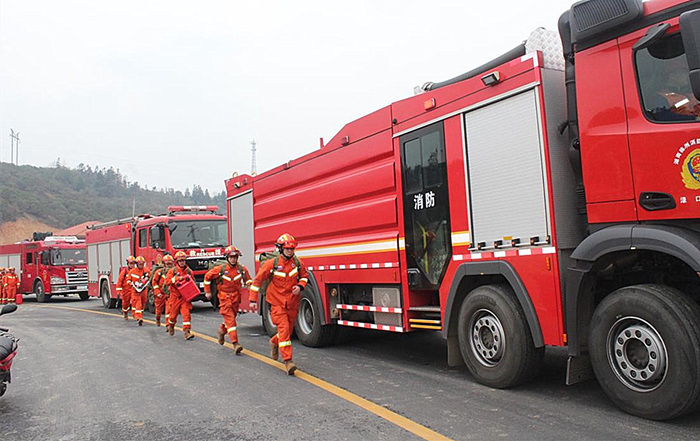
[165,265,195,333]
[151,267,171,326]
[116,267,132,317]
[204,262,251,344]
[0,269,6,305]
[2,273,20,304]
[127,266,151,321]
[250,255,308,362]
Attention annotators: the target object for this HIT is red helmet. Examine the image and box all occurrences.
[127,256,136,264]
[224,246,241,257]
[135,256,146,264]
[174,251,187,261]
[276,233,297,250]
[162,255,174,264]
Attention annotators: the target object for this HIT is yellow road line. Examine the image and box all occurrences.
[31,304,453,441]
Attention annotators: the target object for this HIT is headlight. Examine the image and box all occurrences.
[50,276,66,285]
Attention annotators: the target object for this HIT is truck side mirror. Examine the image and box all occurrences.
[680,9,700,99]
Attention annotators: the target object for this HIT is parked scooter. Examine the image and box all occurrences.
[0,304,19,397]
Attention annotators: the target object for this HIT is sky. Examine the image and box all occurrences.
[1,0,567,194]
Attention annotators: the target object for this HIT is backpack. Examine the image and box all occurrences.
[208,260,248,297]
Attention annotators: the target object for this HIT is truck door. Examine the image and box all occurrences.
[400,122,452,289]
[619,20,700,220]
[24,250,37,291]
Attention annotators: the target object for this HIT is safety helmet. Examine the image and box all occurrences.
[174,251,187,261]
[275,233,297,250]
[9,267,15,272]
[127,256,136,264]
[0,267,4,272]
[135,256,146,264]
[224,246,241,257]
[162,254,174,264]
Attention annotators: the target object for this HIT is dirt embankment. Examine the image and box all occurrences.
[0,218,57,245]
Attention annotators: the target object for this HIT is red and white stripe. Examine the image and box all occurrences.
[337,304,402,314]
[453,246,556,262]
[338,320,404,332]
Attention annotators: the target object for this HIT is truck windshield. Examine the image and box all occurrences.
[169,220,227,249]
[51,248,87,266]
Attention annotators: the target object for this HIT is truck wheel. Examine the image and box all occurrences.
[589,284,700,420]
[261,298,278,337]
[79,292,89,301]
[101,282,117,309]
[295,291,336,347]
[458,284,543,389]
[35,282,50,303]
[146,290,155,313]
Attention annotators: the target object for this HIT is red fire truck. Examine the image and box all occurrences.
[226,0,700,420]
[86,206,227,310]
[0,235,88,302]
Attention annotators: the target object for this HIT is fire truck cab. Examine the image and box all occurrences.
[86,206,227,310]
[0,235,89,302]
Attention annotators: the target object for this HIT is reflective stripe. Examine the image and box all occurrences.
[172,277,177,283]
[222,275,232,281]
[233,274,242,281]
[130,274,140,279]
[299,278,308,284]
[183,322,191,325]
[116,287,122,291]
[289,268,298,278]
[227,327,237,332]
[278,340,292,347]
[273,271,287,278]
[203,281,211,285]
[135,310,143,313]
[165,314,170,317]
[152,285,159,289]
[250,286,260,292]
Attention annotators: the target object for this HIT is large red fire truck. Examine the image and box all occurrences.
[0,235,88,302]
[86,206,227,310]
[226,0,700,420]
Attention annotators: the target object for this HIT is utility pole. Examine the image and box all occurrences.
[9,129,20,165]
[251,139,257,176]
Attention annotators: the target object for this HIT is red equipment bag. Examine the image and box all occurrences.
[15,294,23,305]
[174,275,200,302]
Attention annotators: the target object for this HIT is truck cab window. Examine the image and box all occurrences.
[138,229,148,248]
[26,252,33,264]
[636,32,700,123]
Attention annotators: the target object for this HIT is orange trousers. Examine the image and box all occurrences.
[269,304,298,361]
[3,287,17,304]
[154,291,169,321]
[0,287,5,304]
[121,290,132,314]
[130,291,144,320]
[168,294,192,331]
[218,291,240,343]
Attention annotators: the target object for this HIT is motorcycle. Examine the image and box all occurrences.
[0,304,19,397]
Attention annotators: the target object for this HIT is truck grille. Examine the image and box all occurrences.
[185,257,223,272]
[66,270,88,284]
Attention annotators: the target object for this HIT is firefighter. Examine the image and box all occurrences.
[2,267,20,305]
[117,256,136,320]
[651,56,700,121]
[165,251,195,340]
[152,254,174,327]
[0,267,5,305]
[128,256,151,326]
[250,233,308,375]
[204,246,252,354]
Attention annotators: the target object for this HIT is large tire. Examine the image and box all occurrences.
[295,290,336,347]
[101,282,117,309]
[261,298,278,337]
[35,282,50,303]
[458,284,543,389]
[79,292,89,301]
[589,284,700,420]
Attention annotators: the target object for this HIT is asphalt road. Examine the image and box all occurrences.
[1,295,699,441]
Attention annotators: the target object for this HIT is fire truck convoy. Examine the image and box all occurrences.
[0,235,89,302]
[86,206,227,310]
[226,0,700,420]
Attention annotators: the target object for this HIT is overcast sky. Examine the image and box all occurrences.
[1,0,566,194]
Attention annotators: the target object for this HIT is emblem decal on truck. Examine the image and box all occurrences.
[680,148,700,190]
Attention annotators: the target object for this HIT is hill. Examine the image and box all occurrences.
[0,162,227,235]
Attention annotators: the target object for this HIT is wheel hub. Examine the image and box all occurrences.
[298,298,314,335]
[607,317,667,392]
[470,309,505,367]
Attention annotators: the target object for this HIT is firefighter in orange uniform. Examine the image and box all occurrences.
[152,254,174,327]
[204,246,252,354]
[0,267,5,305]
[128,256,151,326]
[3,268,20,305]
[165,251,195,340]
[250,233,308,375]
[117,256,136,320]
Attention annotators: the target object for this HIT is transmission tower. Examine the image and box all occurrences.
[250,140,257,175]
